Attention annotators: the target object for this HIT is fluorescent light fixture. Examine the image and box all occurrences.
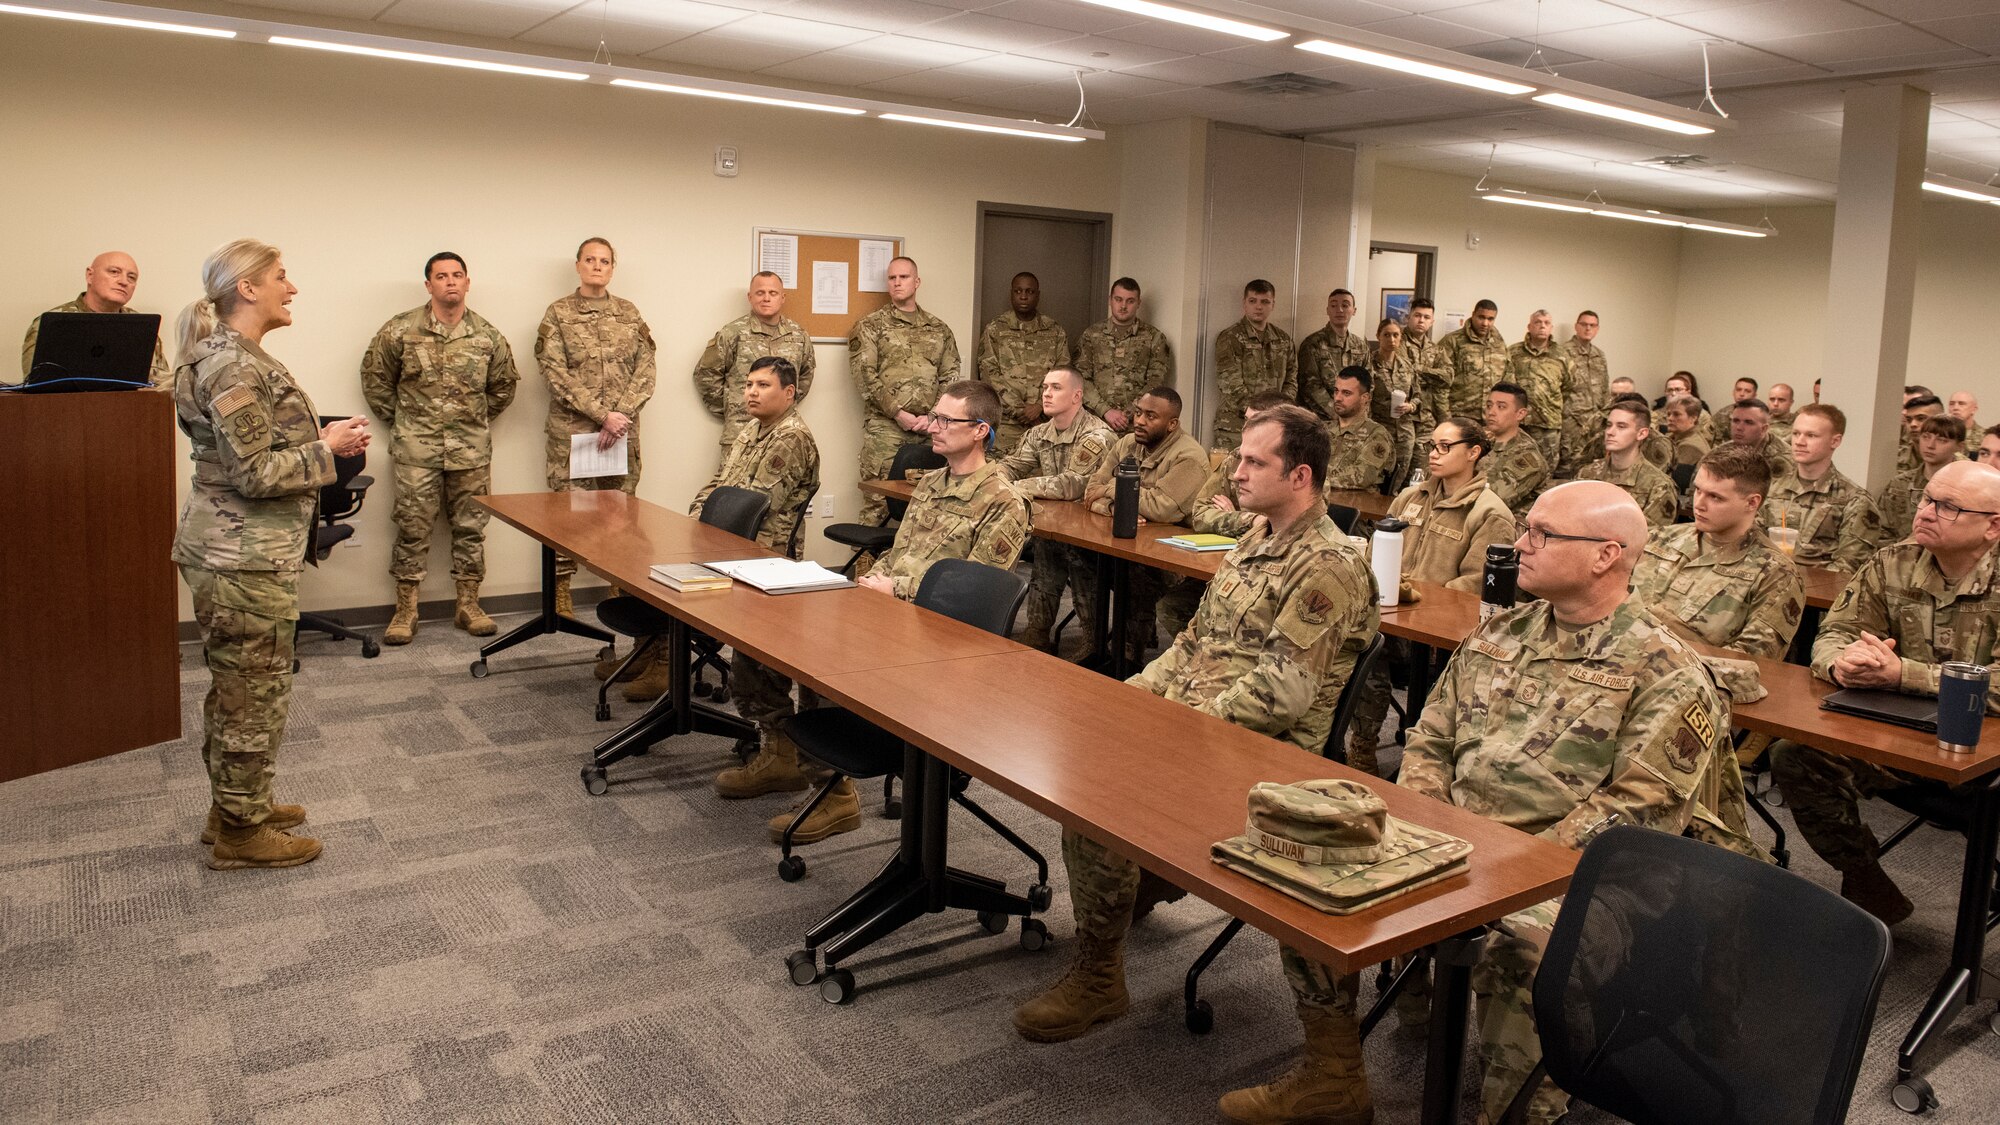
[1532,91,1715,136]
[1480,191,1590,214]
[1296,39,1534,96]
[611,78,863,115]
[878,113,1088,143]
[1481,189,1768,237]
[1072,0,1286,42]
[1922,176,2000,204]
[269,35,589,80]
[0,2,233,37]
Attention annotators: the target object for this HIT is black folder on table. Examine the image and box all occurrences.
[1820,688,1937,732]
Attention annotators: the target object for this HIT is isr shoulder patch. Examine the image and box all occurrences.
[1681,701,1716,745]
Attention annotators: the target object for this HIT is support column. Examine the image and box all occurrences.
[1823,84,1929,488]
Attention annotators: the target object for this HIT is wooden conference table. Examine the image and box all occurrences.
[481,491,1573,1124]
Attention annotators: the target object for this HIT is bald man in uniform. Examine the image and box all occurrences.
[22,251,171,387]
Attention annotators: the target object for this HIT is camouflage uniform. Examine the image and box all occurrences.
[1345,474,1516,774]
[172,326,336,831]
[1190,452,1252,538]
[20,293,172,388]
[537,291,656,578]
[692,406,822,736]
[1876,464,1954,543]
[1432,324,1509,422]
[1296,325,1368,423]
[1706,406,1739,447]
[1964,421,1983,457]
[1365,348,1422,486]
[1574,457,1677,527]
[1400,331,1445,434]
[1668,428,1711,469]
[1086,429,1209,655]
[1075,317,1172,430]
[998,410,1115,642]
[1769,410,1796,448]
[976,312,1071,454]
[1381,597,1760,1124]
[692,313,816,450]
[360,306,518,584]
[864,461,1028,600]
[1774,543,2000,877]
[1507,338,1571,470]
[1639,429,1673,471]
[1749,432,1794,482]
[1483,433,1549,519]
[1761,466,1884,573]
[850,304,960,525]
[1211,318,1296,453]
[1631,523,1805,659]
[1556,337,1608,478]
[1325,413,1396,492]
[1898,437,1919,474]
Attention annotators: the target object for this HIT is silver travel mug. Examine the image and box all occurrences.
[1937,662,1989,754]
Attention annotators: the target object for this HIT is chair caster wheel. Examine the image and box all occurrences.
[883,800,902,820]
[1773,849,1791,869]
[581,768,609,796]
[1989,1006,2000,1036]
[779,856,806,882]
[712,686,730,703]
[1186,999,1215,1035]
[362,640,381,658]
[732,737,758,763]
[819,968,856,1004]
[292,659,301,674]
[978,910,1008,935]
[1020,918,1049,951]
[1028,883,1053,912]
[1891,1077,1936,1114]
[598,644,614,660]
[469,660,489,679]
[595,704,611,722]
[694,682,713,698]
[786,949,818,986]
[1766,789,1786,808]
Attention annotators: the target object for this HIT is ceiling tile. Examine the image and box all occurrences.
[1115,53,1271,85]
[230,0,401,18]
[976,0,1144,35]
[643,16,871,69]
[1233,0,1407,22]
[1091,19,1267,55]
[1608,40,1802,80]
[1437,0,1650,38]
[1350,14,1503,49]
[1842,0,2000,18]
[772,0,957,31]
[1914,14,2000,49]
[830,32,992,67]
[1527,16,1719,59]
[863,52,1074,96]
[1458,38,1591,68]
[377,0,583,37]
[516,1,753,54]
[1664,0,1894,41]
[904,11,1081,51]
[756,49,927,83]
[1021,33,1186,70]
[1539,59,1685,97]
[1758,23,1966,64]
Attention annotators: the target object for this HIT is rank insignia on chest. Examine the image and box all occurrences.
[1937,627,1955,655]
[1517,679,1542,706]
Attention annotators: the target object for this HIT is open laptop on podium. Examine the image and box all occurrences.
[21,312,160,393]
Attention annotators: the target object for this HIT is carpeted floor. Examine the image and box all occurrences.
[2,607,1996,1124]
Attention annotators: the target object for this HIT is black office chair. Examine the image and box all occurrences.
[824,442,946,576]
[593,486,768,723]
[1499,826,1889,1125]
[1182,634,1388,1033]
[1327,503,1361,536]
[772,560,1040,876]
[296,414,381,661]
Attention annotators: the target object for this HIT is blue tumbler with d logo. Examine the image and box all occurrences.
[1937,662,1989,754]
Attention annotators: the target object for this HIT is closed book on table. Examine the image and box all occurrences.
[649,563,732,591]
[1159,533,1237,552]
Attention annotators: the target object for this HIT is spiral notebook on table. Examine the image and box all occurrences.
[700,557,854,595]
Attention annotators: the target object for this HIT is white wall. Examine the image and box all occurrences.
[1365,164,1686,391]
[0,21,1118,622]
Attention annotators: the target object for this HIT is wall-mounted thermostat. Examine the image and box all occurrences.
[715,146,739,177]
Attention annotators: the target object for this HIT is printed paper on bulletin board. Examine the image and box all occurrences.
[754,228,905,342]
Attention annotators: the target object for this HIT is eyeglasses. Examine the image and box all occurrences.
[924,412,980,429]
[1917,493,2000,522]
[1522,525,1625,551]
[1424,439,1468,455]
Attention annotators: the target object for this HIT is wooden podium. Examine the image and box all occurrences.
[0,390,180,782]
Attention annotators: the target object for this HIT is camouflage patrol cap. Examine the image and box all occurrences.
[1212,779,1474,915]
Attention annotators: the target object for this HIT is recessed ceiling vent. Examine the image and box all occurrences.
[1636,153,1717,169]
[1211,72,1349,98]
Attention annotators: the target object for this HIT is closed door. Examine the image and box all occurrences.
[976,206,1111,347]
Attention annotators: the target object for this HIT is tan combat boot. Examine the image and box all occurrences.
[201,803,305,845]
[554,575,574,618]
[594,641,650,682]
[622,646,672,702]
[454,579,497,636]
[1218,1003,1374,1125]
[1345,733,1380,780]
[208,824,322,870]
[715,731,811,798]
[1012,935,1131,1042]
[383,581,420,645]
[766,778,861,843]
[1017,614,1055,653]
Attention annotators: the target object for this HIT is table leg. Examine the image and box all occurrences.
[1084,550,1114,669]
[1420,928,1486,1125]
[1896,775,2000,1084]
[475,543,613,673]
[582,615,753,790]
[1788,605,1822,667]
[1406,644,1438,716]
[1109,557,1132,681]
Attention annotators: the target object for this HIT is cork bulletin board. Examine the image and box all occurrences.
[752,228,906,343]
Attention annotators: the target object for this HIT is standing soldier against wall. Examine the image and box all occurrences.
[977,271,1070,455]
[536,237,656,616]
[1295,288,1368,423]
[693,270,815,453]
[1075,277,1172,433]
[1212,279,1295,453]
[1558,309,1610,476]
[362,252,519,645]
[1508,308,1572,471]
[850,255,960,528]
[1434,299,1509,421]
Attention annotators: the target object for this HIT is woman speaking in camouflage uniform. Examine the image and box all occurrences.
[172,239,370,871]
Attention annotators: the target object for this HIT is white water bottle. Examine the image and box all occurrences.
[1371,517,1408,607]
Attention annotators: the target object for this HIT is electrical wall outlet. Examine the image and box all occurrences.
[818,496,834,518]
[714,145,738,177]
[1465,229,1482,251]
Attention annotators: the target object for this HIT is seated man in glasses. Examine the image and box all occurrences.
[1773,460,2000,926]
[775,381,1027,845]
[1225,480,1756,1125]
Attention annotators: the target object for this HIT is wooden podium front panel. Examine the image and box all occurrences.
[0,392,180,781]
